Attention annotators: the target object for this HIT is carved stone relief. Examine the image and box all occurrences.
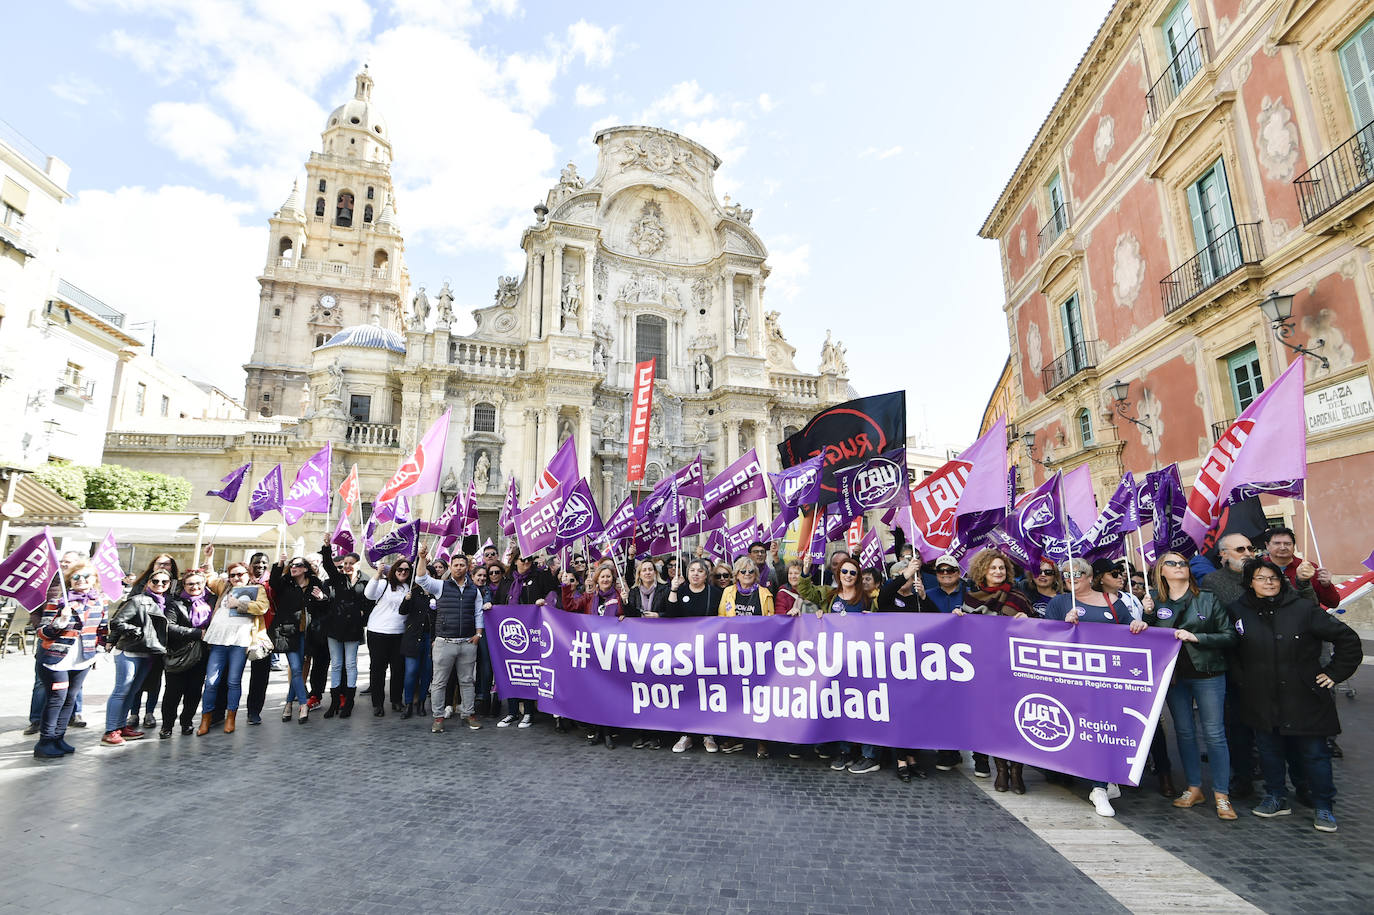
[1112,233,1147,308]
[495,276,519,308]
[1255,96,1301,182]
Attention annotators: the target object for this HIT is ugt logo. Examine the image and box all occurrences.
[853,457,901,509]
[1013,693,1074,752]
[499,618,530,653]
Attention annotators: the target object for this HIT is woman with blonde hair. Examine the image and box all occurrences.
[31,562,107,758]
[196,561,269,736]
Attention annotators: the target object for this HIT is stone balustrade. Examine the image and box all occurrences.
[345,421,400,447]
[449,341,526,375]
[771,373,820,401]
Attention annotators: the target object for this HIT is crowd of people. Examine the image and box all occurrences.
[22,525,1362,832]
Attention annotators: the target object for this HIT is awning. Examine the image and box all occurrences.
[13,475,83,525]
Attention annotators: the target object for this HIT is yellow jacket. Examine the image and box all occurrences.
[717,584,775,616]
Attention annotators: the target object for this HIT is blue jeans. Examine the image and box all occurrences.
[105,653,152,732]
[1255,730,1336,809]
[402,638,432,705]
[283,649,307,703]
[328,638,359,687]
[1166,675,1229,793]
[201,644,248,712]
[38,666,88,738]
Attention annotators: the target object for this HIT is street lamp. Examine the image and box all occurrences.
[1259,291,1329,369]
[1020,429,1052,468]
[1109,379,1153,435]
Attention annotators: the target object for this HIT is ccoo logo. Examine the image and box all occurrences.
[499,618,530,653]
[1013,693,1074,752]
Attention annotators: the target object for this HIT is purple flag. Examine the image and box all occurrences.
[207,464,250,503]
[248,464,284,521]
[553,478,605,554]
[986,472,1069,568]
[436,535,458,566]
[832,448,908,519]
[463,480,480,537]
[282,443,332,526]
[1073,473,1140,563]
[770,453,824,522]
[377,411,450,504]
[603,495,637,542]
[365,519,418,565]
[423,492,465,537]
[1184,358,1306,546]
[636,474,681,527]
[702,448,767,518]
[702,527,726,561]
[1062,465,1097,533]
[500,476,520,537]
[488,606,1180,787]
[953,416,1008,544]
[92,531,125,603]
[516,484,565,556]
[857,528,884,571]
[681,501,722,538]
[331,514,356,558]
[529,436,578,506]
[0,529,59,612]
[674,453,706,499]
[763,512,790,544]
[725,517,759,562]
[1145,464,1195,562]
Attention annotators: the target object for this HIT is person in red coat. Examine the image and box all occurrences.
[1261,527,1339,608]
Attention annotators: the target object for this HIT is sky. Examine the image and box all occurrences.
[7,0,1111,450]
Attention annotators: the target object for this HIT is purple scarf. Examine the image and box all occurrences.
[735,581,759,597]
[506,569,528,605]
[593,588,620,617]
[186,592,212,627]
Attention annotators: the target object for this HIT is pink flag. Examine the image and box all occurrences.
[377,410,450,504]
[331,515,355,558]
[1062,465,1097,533]
[423,492,465,537]
[283,443,332,526]
[529,437,578,505]
[952,415,1007,541]
[1183,359,1306,547]
[0,528,59,612]
[338,464,360,519]
[499,476,520,536]
[92,531,125,603]
[857,527,884,571]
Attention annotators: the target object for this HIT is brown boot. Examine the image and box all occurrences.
[994,758,1009,792]
[1158,772,1177,798]
[196,713,213,737]
[1009,763,1026,795]
[1215,793,1237,820]
[223,711,237,734]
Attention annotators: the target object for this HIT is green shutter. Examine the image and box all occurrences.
[1048,174,1065,231]
[1186,180,1208,253]
[1060,295,1084,370]
[1339,21,1374,129]
[1226,345,1265,414]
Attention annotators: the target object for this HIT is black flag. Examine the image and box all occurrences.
[777,391,906,504]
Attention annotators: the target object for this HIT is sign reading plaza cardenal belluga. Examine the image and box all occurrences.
[1305,373,1374,435]
[489,607,1180,786]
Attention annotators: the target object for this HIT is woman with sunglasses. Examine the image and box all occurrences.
[716,556,776,757]
[159,570,211,738]
[1148,551,1236,819]
[127,553,179,732]
[485,562,509,604]
[561,560,627,616]
[354,545,409,718]
[196,562,268,735]
[383,559,434,719]
[1020,560,1063,618]
[270,556,328,723]
[1228,558,1362,832]
[663,559,724,753]
[102,569,172,746]
[31,563,107,758]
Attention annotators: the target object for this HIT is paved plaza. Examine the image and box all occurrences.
[1,643,1371,914]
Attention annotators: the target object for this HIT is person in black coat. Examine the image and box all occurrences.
[159,572,209,738]
[624,560,670,618]
[269,557,329,722]
[396,580,435,719]
[1228,558,1362,831]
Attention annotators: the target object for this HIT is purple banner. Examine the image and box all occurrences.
[674,453,705,499]
[365,519,418,565]
[489,607,1180,786]
[702,448,767,518]
[1073,473,1140,563]
[282,443,331,525]
[500,476,520,537]
[248,464,283,521]
[93,531,126,603]
[0,529,59,612]
[832,448,908,518]
[603,495,637,542]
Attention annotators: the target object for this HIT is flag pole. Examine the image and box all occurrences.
[1302,502,1325,568]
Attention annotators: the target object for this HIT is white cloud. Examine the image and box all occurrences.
[59,185,262,394]
[587,113,623,136]
[50,75,105,105]
[757,92,776,113]
[681,116,747,166]
[765,239,811,303]
[574,84,606,108]
[147,102,237,172]
[501,51,561,115]
[565,20,617,67]
[859,145,903,159]
[642,81,718,121]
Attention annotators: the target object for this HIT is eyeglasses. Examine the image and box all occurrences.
[70,572,96,581]
[290,562,307,568]
[1063,571,1085,579]
[1252,574,1281,584]
[714,573,731,580]
[935,567,958,574]
[838,569,858,577]
[394,566,411,573]
[1227,545,1256,554]
[738,569,757,576]
[1162,559,1188,568]
[573,558,586,565]
[228,571,249,579]
[1036,568,1055,576]
[1104,570,1124,578]
[149,578,171,586]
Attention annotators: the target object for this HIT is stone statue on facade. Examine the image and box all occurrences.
[820,330,837,372]
[601,411,620,440]
[474,450,491,492]
[733,293,749,339]
[629,201,667,256]
[765,310,785,340]
[694,354,713,393]
[411,286,431,327]
[722,194,754,225]
[436,281,455,327]
[593,340,609,373]
[558,416,575,445]
[320,359,346,416]
[495,276,519,308]
[559,162,584,190]
[560,273,582,331]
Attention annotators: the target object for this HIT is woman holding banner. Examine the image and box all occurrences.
[561,561,626,616]
[197,562,268,736]
[1019,560,1063,618]
[31,562,107,759]
[665,559,724,753]
[793,557,872,770]
[1148,552,1235,819]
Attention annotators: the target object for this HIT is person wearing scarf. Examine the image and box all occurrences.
[102,571,171,746]
[558,560,627,748]
[159,570,209,739]
[31,563,108,759]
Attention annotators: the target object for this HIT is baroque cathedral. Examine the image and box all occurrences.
[115,69,850,536]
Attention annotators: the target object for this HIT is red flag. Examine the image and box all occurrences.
[627,359,655,482]
[845,516,864,554]
[338,464,360,519]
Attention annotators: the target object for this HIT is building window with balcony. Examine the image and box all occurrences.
[160,395,170,417]
[473,402,496,433]
[135,382,146,415]
[635,315,668,379]
[2,177,28,228]
[1077,408,1094,447]
[349,394,371,423]
[1298,20,1374,223]
[1187,159,1242,282]
[1226,345,1265,414]
[1163,2,1200,88]
[1060,294,1086,371]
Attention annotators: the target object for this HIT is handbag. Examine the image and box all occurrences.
[247,617,273,661]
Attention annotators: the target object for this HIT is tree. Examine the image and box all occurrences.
[30,462,193,512]
[32,462,87,506]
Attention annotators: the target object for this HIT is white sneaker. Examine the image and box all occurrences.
[703,736,719,753]
[1089,787,1116,817]
[443,705,453,719]
[497,715,517,728]
[672,735,692,753]
[1106,783,1121,800]
[517,714,532,729]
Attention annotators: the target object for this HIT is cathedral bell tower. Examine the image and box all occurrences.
[243,66,410,417]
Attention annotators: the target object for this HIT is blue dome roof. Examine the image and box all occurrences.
[318,324,405,354]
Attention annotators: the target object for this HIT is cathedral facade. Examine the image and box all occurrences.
[108,72,849,543]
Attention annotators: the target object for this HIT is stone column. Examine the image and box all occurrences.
[581,245,594,336]
[551,243,565,334]
[523,408,539,490]
[722,418,740,525]
[576,406,592,484]
[721,271,735,355]
[753,419,770,476]
[541,405,558,471]
[750,272,764,357]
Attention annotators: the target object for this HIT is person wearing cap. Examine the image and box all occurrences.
[925,555,968,614]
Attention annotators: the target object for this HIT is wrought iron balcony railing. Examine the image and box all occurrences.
[1041,339,1102,393]
[1211,419,1232,443]
[1294,120,1374,224]
[1160,222,1264,315]
[1147,29,1208,122]
[1037,202,1071,255]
